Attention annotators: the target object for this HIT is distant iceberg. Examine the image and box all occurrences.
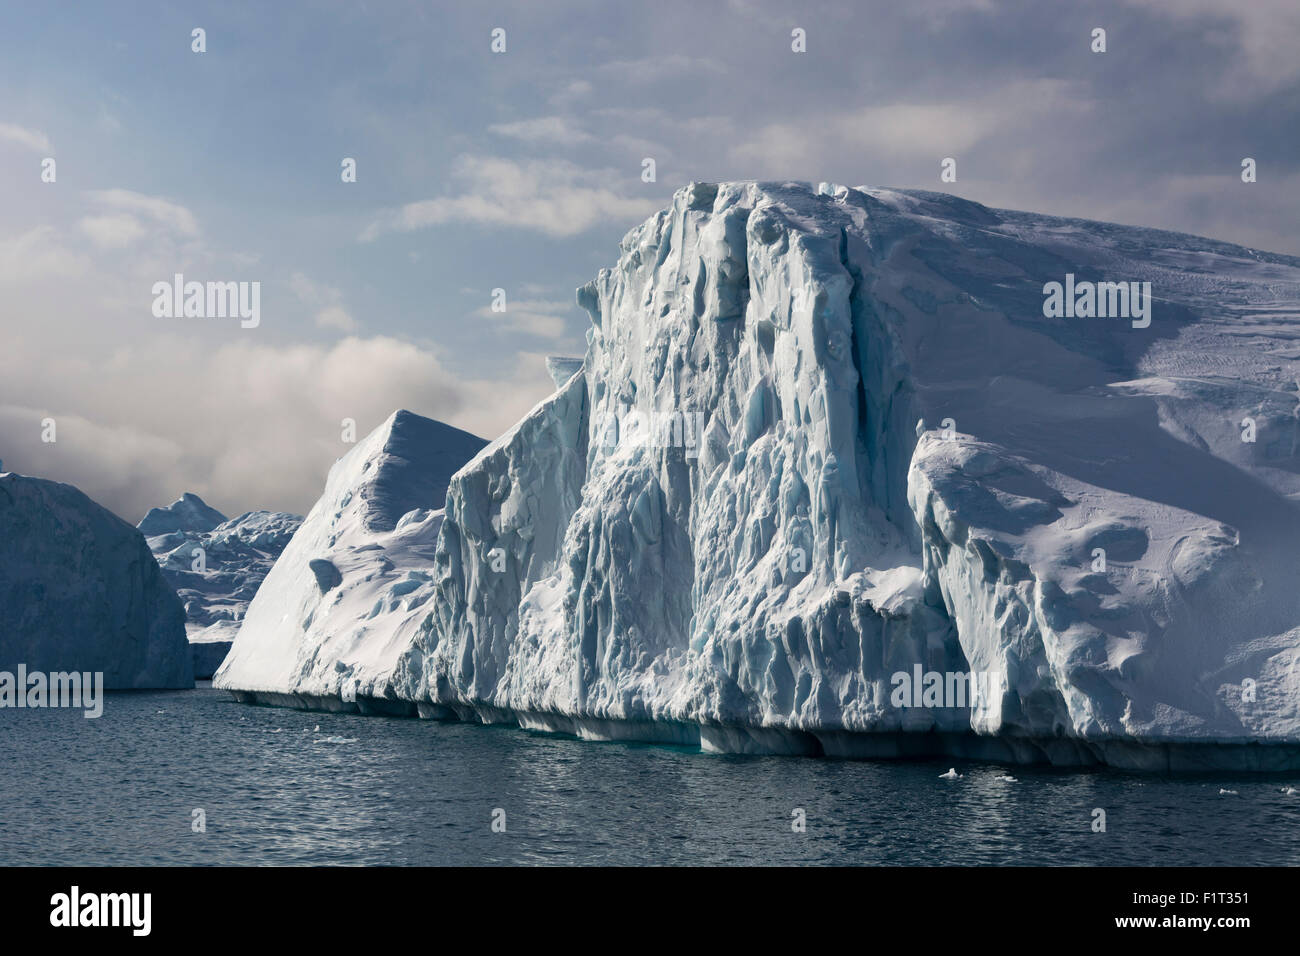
[1,472,192,688]
[140,495,302,678]
[138,492,228,537]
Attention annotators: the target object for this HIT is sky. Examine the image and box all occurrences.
[1,0,1297,521]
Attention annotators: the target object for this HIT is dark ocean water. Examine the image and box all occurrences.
[2,685,1298,866]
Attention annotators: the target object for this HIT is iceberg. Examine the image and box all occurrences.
[0,471,193,688]
[141,498,303,678]
[214,410,487,711]
[221,182,1300,769]
[138,491,228,537]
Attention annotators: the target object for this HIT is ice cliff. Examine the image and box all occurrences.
[0,472,193,688]
[214,411,486,707]
[220,182,1300,770]
[140,496,302,678]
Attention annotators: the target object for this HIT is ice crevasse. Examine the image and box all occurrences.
[219,181,1300,770]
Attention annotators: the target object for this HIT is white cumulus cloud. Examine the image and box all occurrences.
[360,156,662,240]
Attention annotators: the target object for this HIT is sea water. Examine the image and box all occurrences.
[2,685,1298,866]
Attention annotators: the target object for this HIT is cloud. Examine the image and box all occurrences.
[290,272,358,332]
[0,194,554,520]
[474,297,579,341]
[0,403,188,518]
[314,305,357,332]
[0,333,556,521]
[85,189,199,237]
[79,213,147,248]
[0,226,89,282]
[71,191,201,257]
[593,53,723,84]
[489,110,673,164]
[488,115,592,145]
[900,0,999,29]
[360,155,662,240]
[728,79,1085,177]
[0,122,51,152]
[1124,0,1300,95]
[548,79,593,107]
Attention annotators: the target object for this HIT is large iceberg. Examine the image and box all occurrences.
[0,471,193,688]
[214,411,487,709]
[141,496,303,678]
[221,182,1300,769]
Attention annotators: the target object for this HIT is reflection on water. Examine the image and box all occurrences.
[2,687,1298,865]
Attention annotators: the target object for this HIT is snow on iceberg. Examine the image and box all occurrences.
[141,498,303,678]
[213,410,486,711]
[138,491,228,537]
[229,182,1300,769]
[0,472,193,688]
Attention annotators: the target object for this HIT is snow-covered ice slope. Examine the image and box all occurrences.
[213,411,486,709]
[141,498,303,678]
[0,472,193,688]
[227,182,1300,768]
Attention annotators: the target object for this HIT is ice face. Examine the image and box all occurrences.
[403,182,959,743]
[400,369,591,717]
[1,472,193,688]
[222,182,1300,768]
